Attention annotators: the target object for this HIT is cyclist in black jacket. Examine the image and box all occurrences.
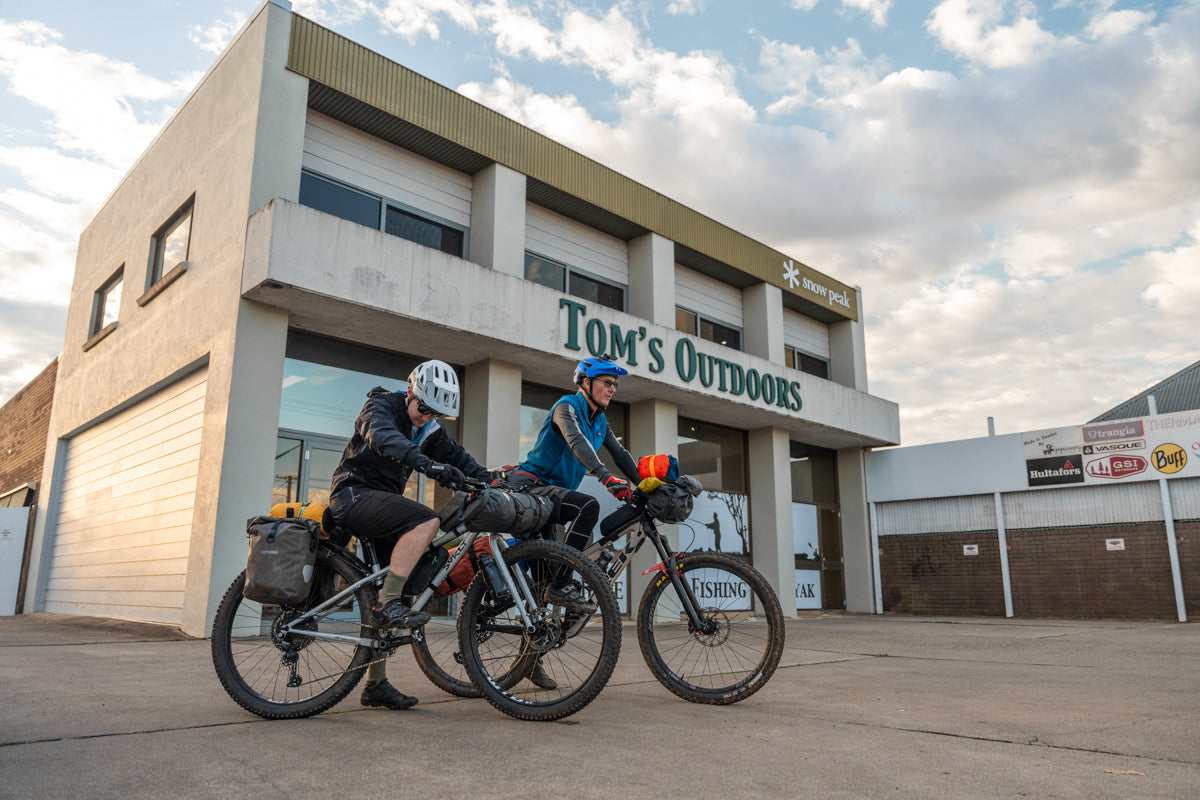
[329,359,489,710]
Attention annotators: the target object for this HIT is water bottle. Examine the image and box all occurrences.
[478,553,512,602]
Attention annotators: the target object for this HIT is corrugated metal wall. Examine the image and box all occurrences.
[876,494,996,536]
[876,479,1200,537]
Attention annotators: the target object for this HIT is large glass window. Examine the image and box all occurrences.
[675,307,741,350]
[299,170,466,257]
[299,171,381,229]
[677,418,748,556]
[525,252,625,311]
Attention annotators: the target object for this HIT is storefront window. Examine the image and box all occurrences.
[791,441,843,610]
[677,418,748,556]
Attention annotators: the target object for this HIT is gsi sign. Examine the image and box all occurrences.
[1085,455,1148,480]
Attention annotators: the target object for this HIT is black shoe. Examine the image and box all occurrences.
[545,584,597,614]
[528,659,558,690]
[361,680,418,710]
[371,600,431,629]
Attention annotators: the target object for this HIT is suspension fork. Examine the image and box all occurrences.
[645,524,711,631]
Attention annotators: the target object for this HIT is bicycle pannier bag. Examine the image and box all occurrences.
[436,537,494,596]
[456,488,553,538]
[244,515,321,605]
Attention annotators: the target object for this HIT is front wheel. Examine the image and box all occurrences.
[458,538,621,721]
[211,544,375,719]
[637,552,784,705]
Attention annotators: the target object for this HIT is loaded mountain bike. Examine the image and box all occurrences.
[582,482,785,705]
[210,479,621,722]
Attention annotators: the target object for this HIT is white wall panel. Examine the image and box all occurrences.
[1000,482,1164,529]
[1168,477,1200,519]
[303,111,471,227]
[783,308,829,359]
[525,203,628,286]
[45,369,207,625]
[675,264,743,327]
[875,494,996,536]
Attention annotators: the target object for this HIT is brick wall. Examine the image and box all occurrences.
[880,532,1007,616]
[0,359,58,497]
[1007,524,1179,619]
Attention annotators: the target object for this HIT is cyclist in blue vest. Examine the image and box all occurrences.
[509,357,641,689]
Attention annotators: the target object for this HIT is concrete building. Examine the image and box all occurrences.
[22,0,899,637]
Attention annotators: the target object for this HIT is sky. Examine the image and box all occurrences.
[0,0,1197,447]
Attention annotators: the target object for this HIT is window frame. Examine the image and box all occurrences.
[145,195,194,291]
[675,305,743,351]
[83,266,124,351]
[299,169,468,258]
[525,250,626,312]
[785,344,830,379]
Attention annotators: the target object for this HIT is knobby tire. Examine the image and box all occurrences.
[458,538,621,721]
[637,552,784,705]
[211,543,374,719]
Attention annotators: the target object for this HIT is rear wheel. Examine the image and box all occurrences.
[637,552,784,705]
[458,538,621,721]
[211,544,374,719]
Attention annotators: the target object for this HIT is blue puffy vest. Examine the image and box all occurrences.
[518,392,607,491]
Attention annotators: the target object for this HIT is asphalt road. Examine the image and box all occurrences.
[1,612,1197,799]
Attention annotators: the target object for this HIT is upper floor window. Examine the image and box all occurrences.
[149,197,193,286]
[299,170,465,258]
[89,267,123,337]
[786,345,830,379]
[525,251,625,311]
[676,307,741,350]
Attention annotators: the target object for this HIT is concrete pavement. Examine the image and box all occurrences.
[1,612,1197,799]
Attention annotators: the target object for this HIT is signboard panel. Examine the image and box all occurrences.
[1024,411,1200,487]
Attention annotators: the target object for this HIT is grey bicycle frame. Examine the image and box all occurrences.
[274,528,541,647]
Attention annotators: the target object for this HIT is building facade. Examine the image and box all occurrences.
[24,1,899,636]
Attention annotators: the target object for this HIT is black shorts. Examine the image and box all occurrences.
[329,486,438,544]
[507,474,599,546]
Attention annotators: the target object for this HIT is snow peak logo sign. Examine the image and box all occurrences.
[1027,455,1084,487]
[1086,455,1148,480]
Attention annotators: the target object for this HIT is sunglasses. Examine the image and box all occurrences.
[594,378,619,390]
[414,398,443,418]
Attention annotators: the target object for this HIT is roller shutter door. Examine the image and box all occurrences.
[44,369,207,624]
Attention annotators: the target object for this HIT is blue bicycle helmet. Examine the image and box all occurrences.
[573,357,628,385]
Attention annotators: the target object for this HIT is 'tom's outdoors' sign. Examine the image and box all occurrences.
[560,299,803,412]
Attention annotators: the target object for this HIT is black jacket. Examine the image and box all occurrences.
[330,387,487,498]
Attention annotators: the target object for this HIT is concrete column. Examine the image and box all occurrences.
[182,300,289,637]
[829,286,868,391]
[837,445,875,613]
[626,397,678,607]
[471,163,527,277]
[748,426,792,611]
[743,282,784,363]
[460,358,522,468]
[628,232,675,325]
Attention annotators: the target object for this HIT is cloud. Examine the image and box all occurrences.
[188,12,249,54]
[667,0,709,15]
[842,0,892,28]
[926,0,1067,68]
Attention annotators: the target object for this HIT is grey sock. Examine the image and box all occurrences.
[378,571,408,607]
[367,658,387,685]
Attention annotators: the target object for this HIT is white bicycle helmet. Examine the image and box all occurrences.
[408,359,460,417]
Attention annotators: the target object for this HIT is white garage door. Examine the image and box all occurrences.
[45,369,207,624]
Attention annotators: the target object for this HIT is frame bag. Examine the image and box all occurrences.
[244,515,321,605]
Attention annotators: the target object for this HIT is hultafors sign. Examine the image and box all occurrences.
[1027,455,1084,487]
